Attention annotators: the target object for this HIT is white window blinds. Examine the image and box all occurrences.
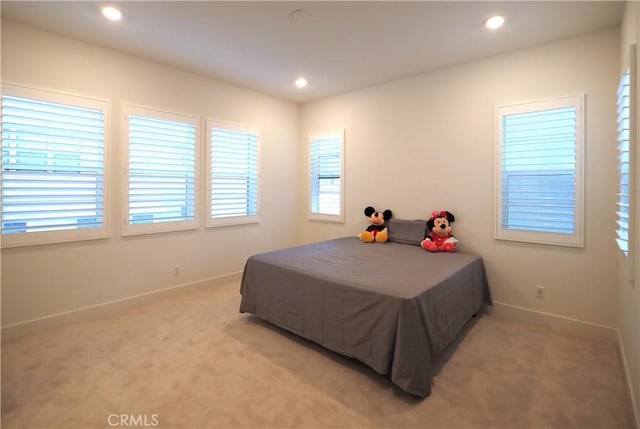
[207,120,259,227]
[124,107,198,235]
[617,70,632,257]
[1,86,108,247]
[496,95,584,247]
[309,130,344,222]
[616,43,636,283]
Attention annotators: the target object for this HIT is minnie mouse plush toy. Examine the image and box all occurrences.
[421,210,458,252]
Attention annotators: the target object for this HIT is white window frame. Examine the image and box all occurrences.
[206,119,260,227]
[308,129,345,223]
[1,83,110,248]
[616,44,637,281]
[123,105,200,236]
[495,95,585,247]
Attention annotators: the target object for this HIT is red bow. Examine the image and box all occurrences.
[430,210,447,220]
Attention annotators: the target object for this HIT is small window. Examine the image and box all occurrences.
[616,44,636,281]
[495,95,584,247]
[123,106,199,235]
[206,120,259,227]
[1,84,109,247]
[617,70,632,257]
[309,129,344,222]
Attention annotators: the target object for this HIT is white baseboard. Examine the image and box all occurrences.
[488,301,617,343]
[1,271,242,342]
[616,328,640,429]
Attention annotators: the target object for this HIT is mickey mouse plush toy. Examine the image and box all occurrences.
[421,210,458,252]
[359,206,392,243]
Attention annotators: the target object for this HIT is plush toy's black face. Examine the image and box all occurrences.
[364,206,392,225]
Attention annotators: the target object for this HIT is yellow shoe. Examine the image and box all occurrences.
[375,228,389,243]
[359,231,375,243]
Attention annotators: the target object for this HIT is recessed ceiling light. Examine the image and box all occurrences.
[483,15,505,30]
[102,6,122,21]
[295,77,308,89]
[291,9,307,22]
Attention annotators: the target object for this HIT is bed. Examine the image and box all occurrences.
[238,219,492,398]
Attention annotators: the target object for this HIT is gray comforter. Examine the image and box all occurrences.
[239,237,492,397]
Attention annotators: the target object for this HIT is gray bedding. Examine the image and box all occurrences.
[239,236,492,397]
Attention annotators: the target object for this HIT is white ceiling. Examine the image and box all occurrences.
[1,1,625,103]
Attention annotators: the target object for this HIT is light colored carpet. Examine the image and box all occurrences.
[1,280,633,429]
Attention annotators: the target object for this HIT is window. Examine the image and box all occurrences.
[1,84,109,247]
[616,44,636,281]
[617,70,632,257]
[124,106,199,235]
[309,129,344,222]
[206,120,259,227]
[495,95,584,247]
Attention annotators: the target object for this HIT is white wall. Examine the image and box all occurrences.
[0,21,300,327]
[299,28,620,328]
[619,2,640,425]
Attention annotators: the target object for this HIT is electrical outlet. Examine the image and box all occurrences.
[173,265,180,276]
[535,285,544,299]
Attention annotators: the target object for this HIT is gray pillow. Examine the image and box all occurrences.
[387,219,427,245]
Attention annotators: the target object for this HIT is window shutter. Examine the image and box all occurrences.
[125,110,198,234]
[616,43,636,283]
[496,95,584,247]
[208,122,259,226]
[617,71,632,256]
[310,130,344,220]
[1,91,107,246]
